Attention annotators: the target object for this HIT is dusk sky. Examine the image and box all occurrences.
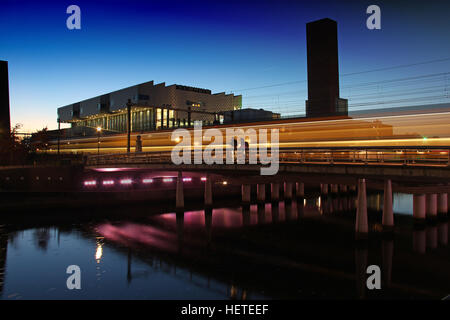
[1,0,450,132]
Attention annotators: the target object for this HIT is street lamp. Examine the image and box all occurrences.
[96,126,102,156]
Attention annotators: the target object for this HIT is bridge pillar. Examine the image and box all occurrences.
[257,184,266,203]
[340,184,348,193]
[413,194,426,222]
[321,183,328,195]
[426,194,437,219]
[382,179,394,230]
[271,183,280,202]
[204,174,213,208]
[331,184,339,194]
[241,184,251,205]
[284,182,293,201]
[296,182,304,198]
[176,171,184,211]
[438,193,447,216]
[356,178,368,239]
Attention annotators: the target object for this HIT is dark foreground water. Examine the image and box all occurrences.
[0,193,449,300]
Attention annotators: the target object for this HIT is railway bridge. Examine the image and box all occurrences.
[84,146,450,238]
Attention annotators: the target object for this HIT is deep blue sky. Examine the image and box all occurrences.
[1,0,450,132]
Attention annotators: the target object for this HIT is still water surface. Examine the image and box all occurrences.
[0,193,449,299]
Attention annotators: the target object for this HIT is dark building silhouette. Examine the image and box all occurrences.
[0,60,11,139]
[305,18,347,118]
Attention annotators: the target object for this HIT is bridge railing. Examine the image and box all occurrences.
[86,147,450,166]
[86,147,450,167]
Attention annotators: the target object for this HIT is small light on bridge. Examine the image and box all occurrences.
[201,177,207,181]
[103,180,115,186]
[84,180,97,186]
[163,178,174,183]
[222,181,228,185]
[142,178,154,184]
[183,177,192,182]
[120,179,133,185]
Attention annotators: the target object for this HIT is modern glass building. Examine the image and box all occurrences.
[57,81,242,137]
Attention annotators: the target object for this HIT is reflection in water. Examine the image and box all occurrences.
[354,245,368,300]
[95,238,104,263]
[34,228,50,251]
[0,191,449,300]
[382,240,394,288]
[0,225,7,298]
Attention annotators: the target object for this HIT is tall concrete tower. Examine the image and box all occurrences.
[0,60,11,139]
[305,18,347,118]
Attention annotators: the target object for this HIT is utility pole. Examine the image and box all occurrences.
[126,99,132,153]
[57,118,61,157]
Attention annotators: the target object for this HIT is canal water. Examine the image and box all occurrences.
[0,192,448,300]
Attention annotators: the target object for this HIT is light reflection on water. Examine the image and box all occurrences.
[0,191,448,300]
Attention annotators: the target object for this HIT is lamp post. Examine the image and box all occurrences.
[126,99,132,153]
[96,126,102,156]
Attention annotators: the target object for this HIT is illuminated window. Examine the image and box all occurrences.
[156,108,162,129]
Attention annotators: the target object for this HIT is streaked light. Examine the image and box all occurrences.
[163,178,173,183]
[201,177,207,181]
[84,180,97,186]
[142,178,154,184]
[103,180,115,186]
[183,177,192,182]
[120,178,133,185]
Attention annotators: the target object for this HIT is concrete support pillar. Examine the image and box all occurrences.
[331,184,339,194]
[241,184,251,205]
[321,183,328,195]
[382,179,394,229]
[271,183,280,202]
[355,178,368,238]
[296,182,304,198]
[176,171,184,210]
[426,194,437,219]
[204,174,212,207]
[438,193,447,216]
[257,184,266,203]
[284,182,293,201]
[413,194,426,221]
